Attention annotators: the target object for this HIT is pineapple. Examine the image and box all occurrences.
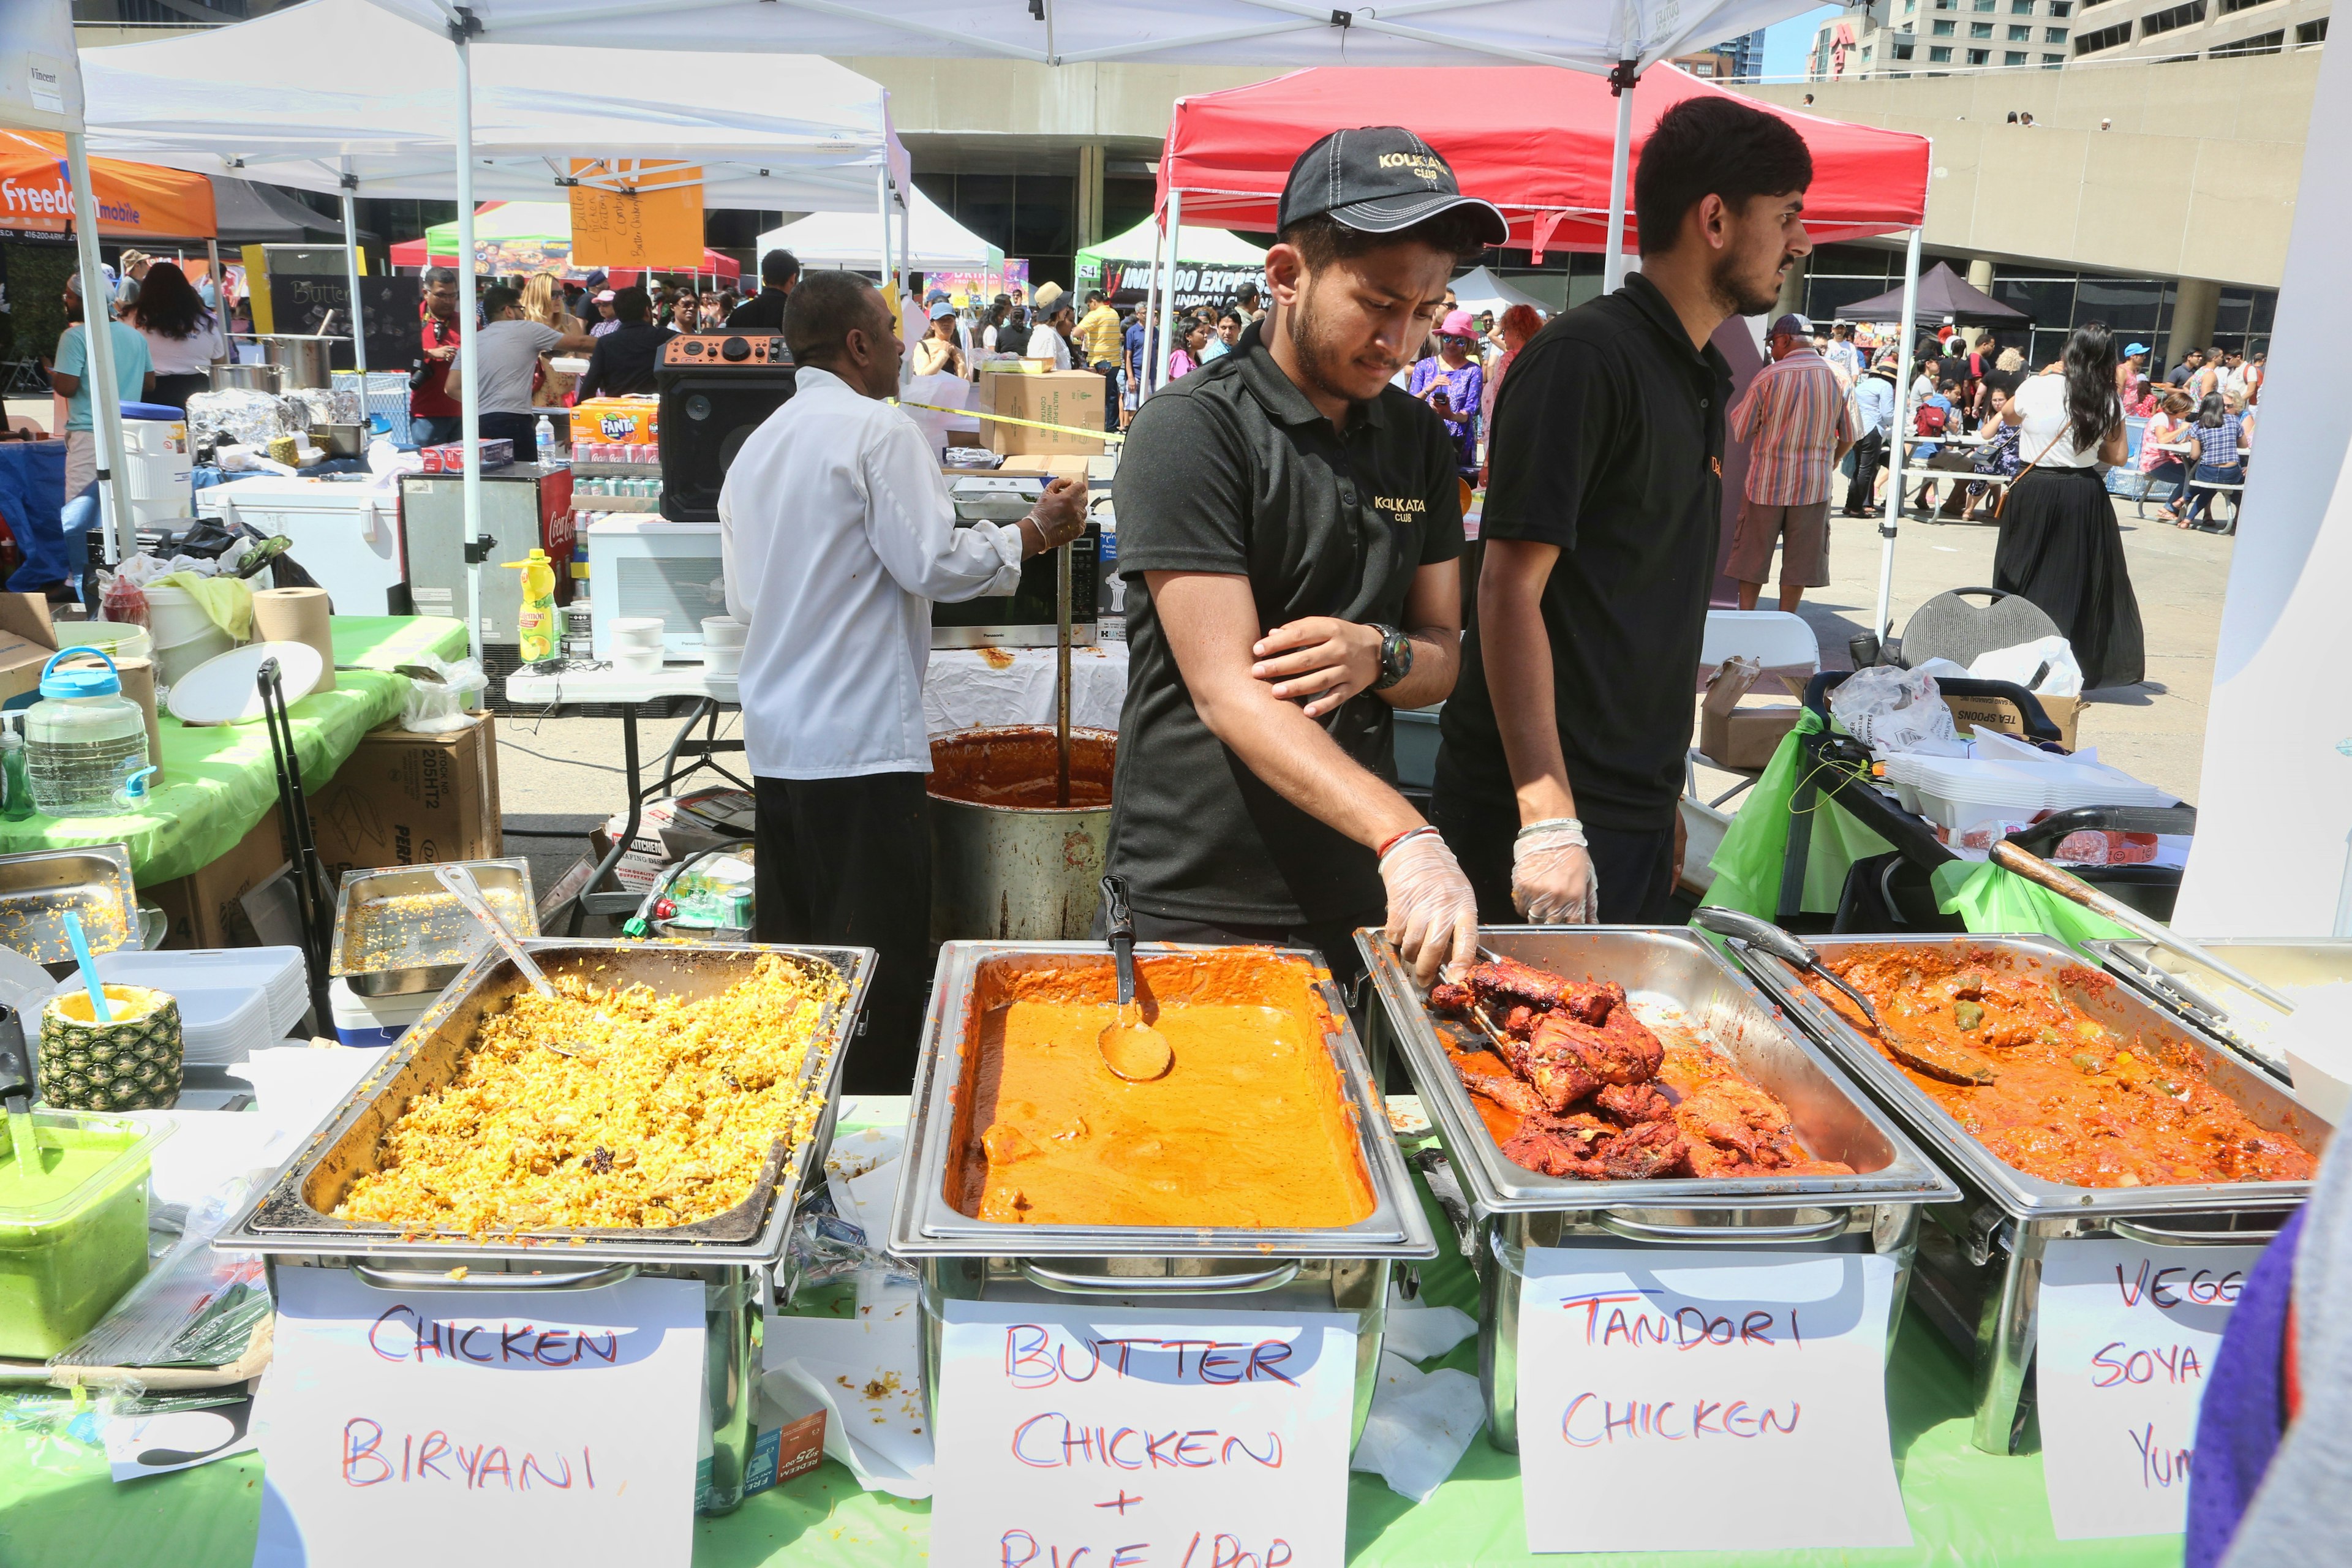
[39,986,183,1111]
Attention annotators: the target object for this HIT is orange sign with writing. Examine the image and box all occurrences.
[567,160,704,270]
[0,130,216,239]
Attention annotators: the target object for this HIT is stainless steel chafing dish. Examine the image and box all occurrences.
[1731,933,2326,1453]
[2089,936,2352,1088]
[216,939,874,1515]
[888,941,1438,1446]
[328,858,538,998]
[1360,925,1958,1452]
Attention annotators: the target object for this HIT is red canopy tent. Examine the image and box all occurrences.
[1153,62,1934,631]
[1156,63,1927,257]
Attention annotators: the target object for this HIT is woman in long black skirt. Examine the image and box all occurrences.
[1992,322,2144,690]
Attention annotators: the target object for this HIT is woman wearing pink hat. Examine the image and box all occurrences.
[1409,307,1486,480]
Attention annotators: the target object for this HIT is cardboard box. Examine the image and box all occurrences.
[307,714,502,880]
[1698,657,1804,771]
[145,804,290,949]
[420,438,513,473]
[0,593,60,704]
[995,455,1092,480]
[570,396,662,447]
[1943,690,2084,752]
[979,369,1106,457]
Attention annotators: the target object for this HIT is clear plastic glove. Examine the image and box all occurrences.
[1380,831,1481,987]
[1513,823,1599,925]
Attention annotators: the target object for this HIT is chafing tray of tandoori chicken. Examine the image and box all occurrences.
[889,941,1437,1446]
[1728,933,2328,1453]
[1359,926,1957,1450]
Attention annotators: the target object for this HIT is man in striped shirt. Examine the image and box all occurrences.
[1726,312,1855,612]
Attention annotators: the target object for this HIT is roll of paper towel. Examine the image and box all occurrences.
[251,587,335,695]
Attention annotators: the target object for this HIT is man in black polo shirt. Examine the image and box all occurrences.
[1434,97,1815,925]
[1107,129,1503,987]
[726,249,799,331]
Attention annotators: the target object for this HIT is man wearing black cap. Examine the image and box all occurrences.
[1434,96,1815,927]
[1103,128,1503,990]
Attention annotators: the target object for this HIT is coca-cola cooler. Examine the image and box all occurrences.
[398,463,576,711]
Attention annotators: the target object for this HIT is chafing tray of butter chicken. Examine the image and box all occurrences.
[1359,925,1959,1450]
[890,941,1437,1444]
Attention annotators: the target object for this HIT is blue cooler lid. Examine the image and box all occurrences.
[120,402,183,421]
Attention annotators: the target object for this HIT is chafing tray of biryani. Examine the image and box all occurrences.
[889,941,1438,1446]
[1728,933,2327,1454]
[328,859,539,998]
[1357,925,1958,1451]
[214,940,872,1518]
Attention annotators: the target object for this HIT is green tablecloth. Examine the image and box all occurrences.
[0,617,467,886]
[0,1120,2184,1568]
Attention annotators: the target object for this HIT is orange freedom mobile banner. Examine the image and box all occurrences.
[0,129,216,239]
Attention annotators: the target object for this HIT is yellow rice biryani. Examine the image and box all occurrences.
[333,955,843,1235]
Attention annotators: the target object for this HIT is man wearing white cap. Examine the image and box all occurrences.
[1725,310,1853,613]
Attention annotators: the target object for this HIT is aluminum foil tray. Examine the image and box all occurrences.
[328,859,537,997]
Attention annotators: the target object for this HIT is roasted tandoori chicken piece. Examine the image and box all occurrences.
[1434,957,1850,1183]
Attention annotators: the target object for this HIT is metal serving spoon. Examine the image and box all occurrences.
[1095,875,1172,1082]
[434,864,576,1056]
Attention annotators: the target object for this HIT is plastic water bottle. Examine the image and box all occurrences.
[535,414,559,464]
[23,650,150,818]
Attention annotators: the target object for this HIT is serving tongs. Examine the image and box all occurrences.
[1692,906,1997,1087]
[1095,875,1172,1082]
[434,864,576,1056]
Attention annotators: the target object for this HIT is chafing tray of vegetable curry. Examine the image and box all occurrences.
[1359,925,1958,1450]
[889,941,1437,1444]
[1728,933,2326,1453]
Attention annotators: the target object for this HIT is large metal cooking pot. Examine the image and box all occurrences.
[927,726,1114,941]
[216,938,876,1515]
[1359,925,1958,1452]
[208,361,281,393]
[257,334,344,390]
[891,940,1439,1447]
[1734,933,2327,1454]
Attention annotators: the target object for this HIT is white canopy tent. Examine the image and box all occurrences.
[756,185,1000,276]
[1449,265,1550,317]
[78,0,919,658]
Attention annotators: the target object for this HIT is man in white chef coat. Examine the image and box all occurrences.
[720,271,1087,1091]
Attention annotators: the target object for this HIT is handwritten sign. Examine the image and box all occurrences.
[570,159,705,270]
[2035,1236,2263,1539]
[931,1298,1359,1568]
[1515,1248,1911,1553]
[250,1268,706,1568]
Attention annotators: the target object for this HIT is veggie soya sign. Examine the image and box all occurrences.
[251,1270,706,1568]
[930,1300,1360,1568]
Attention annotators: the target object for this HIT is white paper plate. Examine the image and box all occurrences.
[166,641,325,726]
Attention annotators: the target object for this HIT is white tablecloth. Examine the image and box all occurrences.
[505,639,1131,736]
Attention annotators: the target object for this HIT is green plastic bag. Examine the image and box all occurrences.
[1929,859,2135,957]
[1700,710,1898,919]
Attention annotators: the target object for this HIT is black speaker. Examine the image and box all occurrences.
[657,333,797,521]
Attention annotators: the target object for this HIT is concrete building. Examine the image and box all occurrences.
[2068,0,2328,62]
[1809,0,2079,78]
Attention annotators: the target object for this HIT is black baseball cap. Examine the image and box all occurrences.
[1278,127,1508,245]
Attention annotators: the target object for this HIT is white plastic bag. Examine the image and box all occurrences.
[399,655,488,733]
[1969,635,2083,699]
[1831,664,1960,756]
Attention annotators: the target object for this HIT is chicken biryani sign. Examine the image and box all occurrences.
[1513,1249,1912,1553]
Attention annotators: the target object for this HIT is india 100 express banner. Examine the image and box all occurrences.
[1099,262,1265,312]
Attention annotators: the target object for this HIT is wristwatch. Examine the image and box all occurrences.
[1370,623,1413,692]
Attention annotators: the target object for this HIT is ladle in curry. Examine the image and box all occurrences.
[1691,906,1997,1087]
[1096,875,1172,1082]
[434,864,576,1055]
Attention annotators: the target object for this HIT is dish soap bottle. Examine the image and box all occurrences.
[503,549,559,665]
[0,715,32,821]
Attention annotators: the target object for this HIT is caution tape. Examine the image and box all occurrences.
[891,398,1126,447]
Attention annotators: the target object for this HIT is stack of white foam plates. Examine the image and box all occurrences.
[49,975,273,1067]
[79,948,312,1061]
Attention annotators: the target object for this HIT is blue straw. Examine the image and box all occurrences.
[64,912,110,1025]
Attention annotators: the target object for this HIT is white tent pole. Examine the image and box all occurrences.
[64,132,138,567]
[340,173,368,374]
[1874,224,1924,643]
[1164,187,1183,384]
[453,21,484,664]
[875,165,891,292]
[1144,213,1166,396]
[1602,61,1637,293]
[205,238,224,362]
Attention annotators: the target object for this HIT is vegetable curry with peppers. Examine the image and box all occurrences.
[1804,947,2316,1189]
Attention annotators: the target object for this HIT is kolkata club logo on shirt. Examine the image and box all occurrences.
[1373,495,1428,519]
[1376,152,1446,186]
